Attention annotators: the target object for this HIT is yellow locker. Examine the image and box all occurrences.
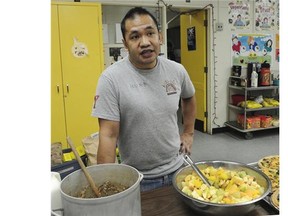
[51,2,104,148]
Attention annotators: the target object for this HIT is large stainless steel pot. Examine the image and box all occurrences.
[60,164,143,216]
[173,160,271,216]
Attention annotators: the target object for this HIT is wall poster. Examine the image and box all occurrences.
[228,0,251,30]
[255,0,278,31]
[231,33,272,66]
[187,27,196,51]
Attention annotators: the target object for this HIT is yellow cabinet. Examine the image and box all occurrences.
[51,2,103,148]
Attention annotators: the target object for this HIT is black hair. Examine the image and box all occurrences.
[120,7,159,40]
[265,39,273,47]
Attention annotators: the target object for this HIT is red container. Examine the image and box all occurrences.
[256,115,273,128]
[260,63,270,86]
[231,94,245,106]
[237,114,261,129]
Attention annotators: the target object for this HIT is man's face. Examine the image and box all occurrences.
[122,14,162,69]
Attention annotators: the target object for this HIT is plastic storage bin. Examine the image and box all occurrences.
[51,148,87,179]
[232,94,245,106]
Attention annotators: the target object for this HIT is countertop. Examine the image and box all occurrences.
[141,186,279,216]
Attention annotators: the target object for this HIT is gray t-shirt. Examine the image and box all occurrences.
[92,56,195,178]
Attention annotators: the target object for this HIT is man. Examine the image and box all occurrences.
[92,7,196,191]
[234,14,245,27]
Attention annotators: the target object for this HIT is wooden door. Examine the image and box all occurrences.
[180,10,207,132]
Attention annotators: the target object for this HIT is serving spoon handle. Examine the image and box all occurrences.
[183,154,211,187]
[67,137,101,197]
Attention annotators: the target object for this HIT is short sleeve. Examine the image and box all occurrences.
[180,65,195,99]
[91,74,120,121]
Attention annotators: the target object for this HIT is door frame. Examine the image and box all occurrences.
[166,6,213,134]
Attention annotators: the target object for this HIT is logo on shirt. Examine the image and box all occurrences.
[93,95,99,108]
[163,80,177,95]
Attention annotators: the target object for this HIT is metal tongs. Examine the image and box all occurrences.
[182,154,211,187]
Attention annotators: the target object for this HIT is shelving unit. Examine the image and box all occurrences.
[225,76,279,139]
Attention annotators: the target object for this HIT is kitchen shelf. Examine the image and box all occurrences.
[228,85,279,91]
[225,121,279,139]
[228,104,279,112]
[225,76,279,139]
[225,121,279,132]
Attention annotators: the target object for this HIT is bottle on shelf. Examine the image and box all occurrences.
[251,63,258,87]
[260,63,271,86]
[256,63,262,86]
[247,63,253,87]
[247,62,258,87]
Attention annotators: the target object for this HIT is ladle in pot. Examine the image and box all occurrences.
[67,137,101,197]
[182,154,211,187]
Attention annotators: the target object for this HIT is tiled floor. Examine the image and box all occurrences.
[186,128,279,164]
[177,105,279,164]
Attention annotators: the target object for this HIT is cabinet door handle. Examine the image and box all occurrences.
[56,85,60,93]
[66,84,69,93]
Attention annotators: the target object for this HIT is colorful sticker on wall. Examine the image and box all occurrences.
[275,33,279,62]
[255,0,278,31]
[71,37,88,58]
[228,0,250,30]
[231,33,272,66]
[187,27,196,51]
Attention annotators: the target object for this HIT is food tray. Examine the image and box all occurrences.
[270,189,279,210]
[247,162,279,213]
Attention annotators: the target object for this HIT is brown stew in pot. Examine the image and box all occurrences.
[71,181,129,198]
